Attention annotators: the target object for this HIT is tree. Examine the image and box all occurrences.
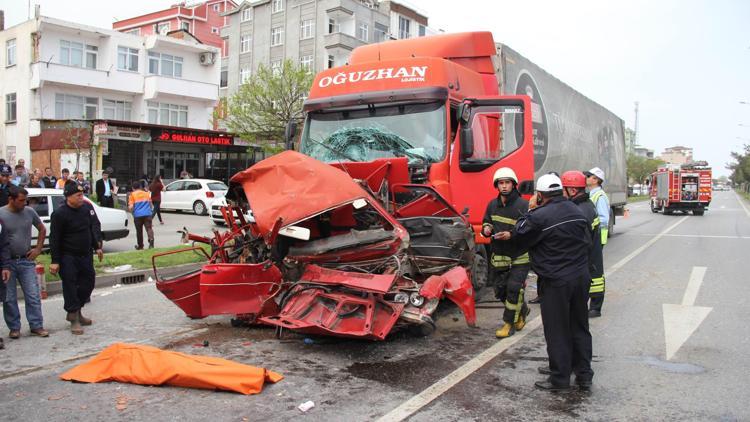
[727,144,750,186]
[627,153,664,185]
[219,59,313,153]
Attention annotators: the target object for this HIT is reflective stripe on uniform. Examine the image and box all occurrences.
[600,228,609,245]
[491,215,517,225]
[491,254,511,268]
[504,288,525,322]
[590,276,605,294]
[592,216,600,230]
[511,252,530,265]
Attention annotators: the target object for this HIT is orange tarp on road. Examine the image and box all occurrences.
[60,343,283,395]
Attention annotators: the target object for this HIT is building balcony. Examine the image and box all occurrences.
[324,32,365,51]
[144,75,218,103]
[30,62,143,94]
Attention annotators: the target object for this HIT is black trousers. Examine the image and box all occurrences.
[99,195,114,208]
[491,265,530,324]
[539,274,593,386]
[60,254,96,313]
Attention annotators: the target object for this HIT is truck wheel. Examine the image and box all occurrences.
[193,201,207,215]
[470,248,488,295]
[693,209,704,216]
[608,209,615,236]
[664,208,672,215]
[650,201,659,213]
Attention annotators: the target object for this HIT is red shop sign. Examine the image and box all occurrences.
[153,130,232,146]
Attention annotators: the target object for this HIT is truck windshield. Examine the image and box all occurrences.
[300,102,446,164]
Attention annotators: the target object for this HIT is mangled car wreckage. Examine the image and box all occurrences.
[155,151,479,340]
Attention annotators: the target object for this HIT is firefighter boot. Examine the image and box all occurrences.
[67,312,84,335]
[514,306,530,331]
[78,309,92,326]
[496,323,515,339]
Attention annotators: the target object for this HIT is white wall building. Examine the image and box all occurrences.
[0,14,233,182]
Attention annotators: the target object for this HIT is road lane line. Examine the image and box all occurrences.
[735,191,750,218]
[682,266,707,306]
[621,233,750,240]
[377,214,690,422]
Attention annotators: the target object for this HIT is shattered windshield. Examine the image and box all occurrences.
[300,102,446,164]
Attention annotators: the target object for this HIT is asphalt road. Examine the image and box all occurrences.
[1,191,748,421]
[102,210,219,253]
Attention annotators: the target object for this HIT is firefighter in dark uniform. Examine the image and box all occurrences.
[481,167,531,339]
[49,183,103,335]
[511,173,593,391]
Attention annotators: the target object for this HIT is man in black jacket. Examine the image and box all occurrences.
[481,167,531,339]
[49,183,103,335]
[0,217,11,349]
[512,173,593,391]
[94,171,117,208]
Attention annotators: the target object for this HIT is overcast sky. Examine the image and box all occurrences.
[3,0,748,176]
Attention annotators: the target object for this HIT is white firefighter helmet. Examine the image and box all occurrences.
[536,173,563,192]
[492,167,518,186]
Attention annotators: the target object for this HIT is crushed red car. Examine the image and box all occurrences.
[154,151,479,340]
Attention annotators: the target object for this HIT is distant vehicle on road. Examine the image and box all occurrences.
[160,179,228,215]
[649,162,712,215]
[209,196,254,226]
[25,188,129,247]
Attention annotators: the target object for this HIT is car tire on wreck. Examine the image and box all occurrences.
[470,247,489,296]
[408,319,437,337]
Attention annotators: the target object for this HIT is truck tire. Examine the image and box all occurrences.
[693,209,704,216]
[470,247,489,295]
[650,200,659,213]
[608,209,615,236]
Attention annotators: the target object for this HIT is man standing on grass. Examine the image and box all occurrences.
[0,186,49,339]
[49,183,103,335]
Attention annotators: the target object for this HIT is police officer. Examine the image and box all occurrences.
[481,168,531,339]
[584,167,609,317]
[48,183,103,335]
[511,174,593,391]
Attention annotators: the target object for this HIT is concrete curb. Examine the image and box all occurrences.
[19,262,204,300]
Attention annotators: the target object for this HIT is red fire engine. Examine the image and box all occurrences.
[649,161,712,215]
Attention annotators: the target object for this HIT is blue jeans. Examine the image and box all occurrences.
[3,259,44,331]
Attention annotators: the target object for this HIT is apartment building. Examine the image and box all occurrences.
[0,13,251,184]
[659,145,694,165]
[220,0,431,97]
[113,0,237,58]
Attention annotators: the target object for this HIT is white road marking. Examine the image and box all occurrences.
[377,214,689,422]
[663,266,712,360]
[623,233,750,240]
[735,191,750,218]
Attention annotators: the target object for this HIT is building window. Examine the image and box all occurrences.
[156,22,171,35]
[358,22,369,41]
[148,52,183,77]
[85,45,98,69]
[147,101,188,127]
[211,27,219,34]
[271,59,282,75]
[271,27,284,46]
[6,39,16,67]
[328,18,339,34]
[300,19,314,40]
[102,100,132,121]
[117,46,139,71]
[271,0,283,13]
[55,94,98,119]
[241,8,252,22]
[181,21,190,32]
[240,34,251,53]
[240,67,251,84]
[374,23,388,42]
[220,69,228,88]
[5,93,16,123]
[125,28,140,36]
[327,55,334,69]
[398,16,410,39]
[60,40,83,67]
[418,24,426,37]
[213,4,220,12]
[300,54,313,71]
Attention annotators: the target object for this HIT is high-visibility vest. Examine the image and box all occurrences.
[590,189,609,245]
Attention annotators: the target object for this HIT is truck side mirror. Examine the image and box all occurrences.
[517,180,534,195]
[459,127,474,159]
[284,120,297,151]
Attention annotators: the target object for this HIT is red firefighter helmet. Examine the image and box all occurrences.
[561,171,587,188]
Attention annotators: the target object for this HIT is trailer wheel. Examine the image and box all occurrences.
[470,247,488,295]
[608,209,615,236]
[650,200,659,213]
[693,209,705,216]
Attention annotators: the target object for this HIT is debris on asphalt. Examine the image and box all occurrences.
[60,343,283,395]
[99,292,113,297]
[115,395,129,411]
[104,265,133,273]
[298,400,315,412]
[47,394,65,401]
[303,338,315,345]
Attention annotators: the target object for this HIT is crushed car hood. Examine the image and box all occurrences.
[230,150,371,234]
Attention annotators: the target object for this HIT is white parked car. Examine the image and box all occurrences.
[209,196,255,226]
[159,179,228,215]
[25,188,129,247]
